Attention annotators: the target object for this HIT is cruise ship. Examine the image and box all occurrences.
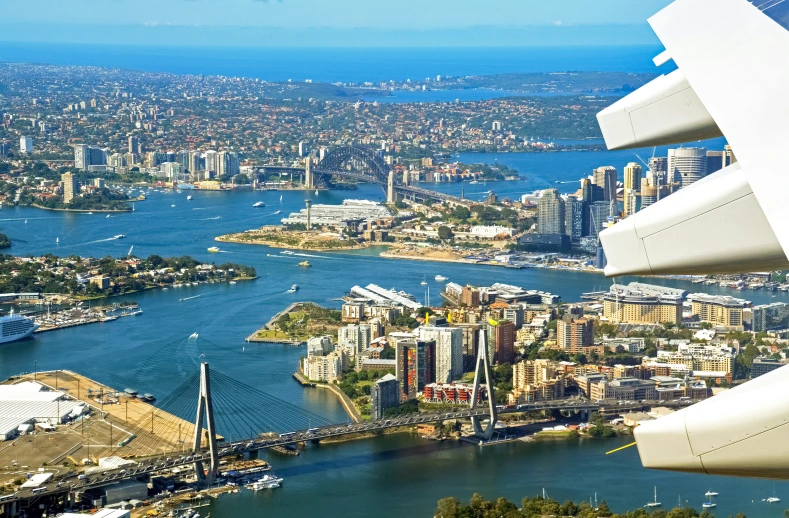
[0,312,39,344]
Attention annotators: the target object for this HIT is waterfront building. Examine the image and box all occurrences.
[461,285,481,307]
[556,317,594,353]
[690,294,749,329]
[281,200,393,228]
[61,172,79,204]
[416,326,463,383]
[487,320,514,364]
[338,324,371,357]
[668,147,707,189]
[602,283,684,325]
[302,349,348,383]
[623,162,642,217]
[537,188,564,234]
[371,373,400,420]
[423,382,483,404]
[751,302,789,332]
[593,166,617,202]
[19,136,33,153]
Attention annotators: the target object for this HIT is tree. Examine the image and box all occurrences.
[436,497,463,518]
[437,225,453,240]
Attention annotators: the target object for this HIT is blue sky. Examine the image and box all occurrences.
[0,0,674,46]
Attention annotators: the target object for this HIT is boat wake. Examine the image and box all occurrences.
[199,216,222,220]
[280,251,323,259]
[179,295,202,302]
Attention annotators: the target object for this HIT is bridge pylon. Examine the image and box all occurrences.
[192,362,219,486]
[470,330,498,440]
[305,158,314,189]
[387,170,396,204]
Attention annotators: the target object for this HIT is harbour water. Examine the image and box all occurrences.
[0,154,785,516]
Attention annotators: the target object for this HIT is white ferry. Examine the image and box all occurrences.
[0,312,39,344]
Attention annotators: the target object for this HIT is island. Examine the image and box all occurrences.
[217,226,376,252]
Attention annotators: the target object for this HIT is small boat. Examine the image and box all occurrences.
[282,250,295,255]
[314,190,318,195]
[171,204,176,208]
[106,214,110,219]
[469,180,479,184]
[298,261,311,267]
[291,284,299,291]
[435,275,448,282]
[279,195,283,202]
[56,237,59,244]
[207,246,221,253]
[274,210,281,215]
[767,487,780,503]
[187,195,192,200]
[420,275,427,285]
[253,201,265,207]
[86,212,93,215]
[24,219,27,223]
[645,487,661,508]
[114,234,126,239]
[702,502,716,509]
[705,490,719,497]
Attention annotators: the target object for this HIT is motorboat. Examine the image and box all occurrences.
[298,261,311,267]
[435,275,448,282]
[187,195,192,200]
[705,490,719,497]
[114,234,126,239]
[207,246,221,253]
[253,201,265,207]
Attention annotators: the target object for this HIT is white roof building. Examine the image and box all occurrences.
[0,381,82,441]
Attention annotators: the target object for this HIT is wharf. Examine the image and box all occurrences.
[34,305,142,333]
[11,370,205,459]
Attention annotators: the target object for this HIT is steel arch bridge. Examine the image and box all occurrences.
[314,145,391,184]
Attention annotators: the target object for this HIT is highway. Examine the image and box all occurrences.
[0,398,695,506]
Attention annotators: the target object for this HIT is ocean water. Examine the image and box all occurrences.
[0,44,665,83]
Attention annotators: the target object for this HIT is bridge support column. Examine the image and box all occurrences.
[470,330,498,440]
[305,159,314,189]
[387,171,396,204]
[192,362,219,486]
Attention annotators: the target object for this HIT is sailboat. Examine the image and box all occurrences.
[705,490,719,497]
[314,189,318,196]
[766,486,780,503]
[645,487,661,507]
[420,276,427,286]
[56,237,59,244]
[24,219,27,224]
[280,195,283,203]
[702,490,716,508]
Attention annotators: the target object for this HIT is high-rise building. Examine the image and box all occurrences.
[62,172,79,204]
[623,162,642,216]
[537,189,564,234]
[74,144,89,170]
[487,320,515,364]
[416,326,463,383]
[556,317,594,354]
[593,166,617,201]
[128,135,140,155]
[19,136,33,154]
[217,151,240,178]
[668,147,707,189]
[394,335,435,399]
[338,324,371,357]
[204,150,218,173]
[588,201,611,238]
[188,151,204,173]
[298,141,307,157]
[371,374,400,420]
[563,195,584,241]
[691,295,749,329]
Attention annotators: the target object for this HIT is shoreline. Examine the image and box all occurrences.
[216,229,386,253]
[30,203,132,213]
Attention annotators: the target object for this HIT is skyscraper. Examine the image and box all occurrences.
[588,201,611,238]
[668,147,707,189]
[204,150,218,174]
[487,320,514,364]
[61,172,78,204]
[394,335,435,399]
[537,188,565,234]
[416,326,463,383]
[371,374,400,420]
[623,162,642,216]
[593,166,617,201]
[563,195,584,241]
[128,135,140,155]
